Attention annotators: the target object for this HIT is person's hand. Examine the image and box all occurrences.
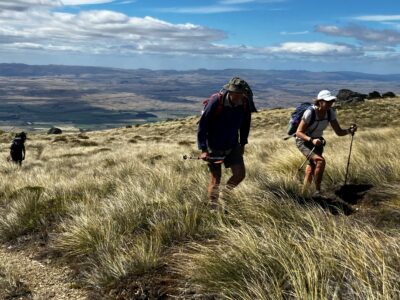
[348,124,357,135]
[312,138,322,146]
[199,151,209,161]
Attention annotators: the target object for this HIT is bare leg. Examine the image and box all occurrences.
[208,165,222,204]
[302,164,315,193]
[312,155,326,192]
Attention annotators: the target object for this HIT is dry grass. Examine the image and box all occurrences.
[0,98,399,298]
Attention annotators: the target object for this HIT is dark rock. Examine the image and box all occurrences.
[47,127,62,134]
[125,125,132,128]
[336,89,367,105]
[382,91,396,98]
[367,91,382,99]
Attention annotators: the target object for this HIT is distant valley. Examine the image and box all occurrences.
[1,63,399,131]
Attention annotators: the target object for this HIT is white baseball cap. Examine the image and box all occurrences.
[317,90,336,101]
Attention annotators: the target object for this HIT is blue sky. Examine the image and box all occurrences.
[1,0,400,73]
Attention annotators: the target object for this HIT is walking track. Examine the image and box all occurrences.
[0,245,88,300]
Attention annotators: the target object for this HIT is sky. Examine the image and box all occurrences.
[1,0,400,73]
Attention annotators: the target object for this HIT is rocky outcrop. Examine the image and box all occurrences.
[47,127,62,134]
[382,91,396,98]
[367,91,382,99]
[336,89,367,104]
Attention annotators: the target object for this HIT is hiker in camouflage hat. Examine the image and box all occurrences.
[295,90,357,196]
[222,77,257,113]
[197,77,253,210]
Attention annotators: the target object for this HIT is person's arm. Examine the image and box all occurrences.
[296,119,313,142]
[22,144,26,160]
[330,119,357,136]
[296,119,323,146]
[197,96,218,158]
[239,109,251,147]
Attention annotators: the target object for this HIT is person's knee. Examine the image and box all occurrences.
[210,173,222,185]
[211,178,221,186]
[316,159,325,168]
[313,157,325,167]
[232,167,246,183]
[305,165,314,175]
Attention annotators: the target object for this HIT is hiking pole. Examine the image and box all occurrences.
[182,155,225,162]
[294,138,326,180]
[298,146,316,171]
[293,146,316,180]
[283,134,295,140]
[344,128,356,185]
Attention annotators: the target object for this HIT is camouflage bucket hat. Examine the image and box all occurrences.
[223,77,248,94]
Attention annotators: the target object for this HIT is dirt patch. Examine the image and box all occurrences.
[334,184,373,205]
[0,245,89,300]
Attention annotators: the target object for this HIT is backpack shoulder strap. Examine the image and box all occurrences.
[215,92,224,116]
[206,92,224,120]
[306,106,316,128]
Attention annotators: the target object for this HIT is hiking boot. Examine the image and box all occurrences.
[209,202,229,214]
[209,201,219,211]
[312,191,328,199]
[312,190,321,197]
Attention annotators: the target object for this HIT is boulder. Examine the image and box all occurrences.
[382,91,396,98]
[336,89,367,104]
[367,91,382,99]
[47,127,62,134]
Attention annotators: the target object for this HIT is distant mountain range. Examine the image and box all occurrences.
[1,63,399,131]
[2,63,400,81]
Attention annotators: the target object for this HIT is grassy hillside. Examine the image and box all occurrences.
[0,98,399,299]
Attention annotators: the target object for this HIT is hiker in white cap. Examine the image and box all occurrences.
[295,90,357,196]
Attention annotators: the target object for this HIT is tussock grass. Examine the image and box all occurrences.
[178,222,400,299]
[0,98,399,297]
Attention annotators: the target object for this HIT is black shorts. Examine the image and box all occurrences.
[208,145,244,171]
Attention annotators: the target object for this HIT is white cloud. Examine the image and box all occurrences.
[354,15,400,22]
[266,42,358,56]
[159,0,286,14]
[0,8,230,56]
[280,30,309,35]
[117,0,136,4]
[0,0,118,11]
[0,3,371,62]
[61,0,115,5]
[0,0,61,11]
[316,24,400,46]
[158,6,244,14]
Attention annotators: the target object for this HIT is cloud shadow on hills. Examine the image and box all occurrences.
[0,101,158,129]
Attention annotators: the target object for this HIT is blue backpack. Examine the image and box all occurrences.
[287,103,331,136]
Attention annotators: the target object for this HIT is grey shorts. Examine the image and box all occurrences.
[208,145,244,171]
[296,139,324,165]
